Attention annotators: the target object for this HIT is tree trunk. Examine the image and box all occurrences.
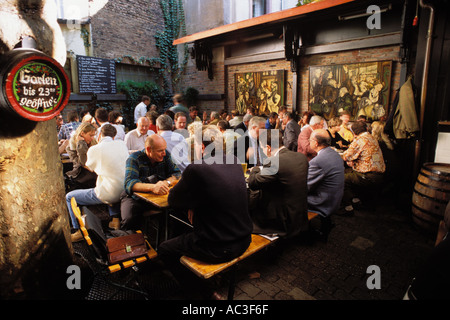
[0,120,73,298]
[0,0,72,299]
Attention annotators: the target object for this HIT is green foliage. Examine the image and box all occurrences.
[80,26,91,56]
[114,55,160,68]
[155,0,189,108]
[117,80,162,128]
[95,100,112,112]
[184,87,199,107]
[296,0,318,6]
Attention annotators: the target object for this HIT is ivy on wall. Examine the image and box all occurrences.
[296,0,319,6]
[114,0,188,109]
[80,26,91,56]
[155,0,189,107]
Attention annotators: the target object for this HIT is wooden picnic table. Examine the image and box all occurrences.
[133,191,170,245]
[134,191,170,208]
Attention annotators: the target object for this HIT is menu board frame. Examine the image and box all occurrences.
[77,55,117,94]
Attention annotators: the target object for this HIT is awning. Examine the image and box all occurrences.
[173,0,357,45]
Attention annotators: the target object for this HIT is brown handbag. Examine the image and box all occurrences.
[106,232,147,264]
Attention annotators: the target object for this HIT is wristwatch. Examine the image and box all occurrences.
[166,180,171,186]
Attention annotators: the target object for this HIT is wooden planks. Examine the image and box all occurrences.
[134,192,170,208]
[180,234,272,279]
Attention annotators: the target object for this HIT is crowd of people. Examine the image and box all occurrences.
[56,93,397,299]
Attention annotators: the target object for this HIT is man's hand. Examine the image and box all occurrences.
[152,180,170,195]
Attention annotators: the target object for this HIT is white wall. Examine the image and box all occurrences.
[54,0,89,20]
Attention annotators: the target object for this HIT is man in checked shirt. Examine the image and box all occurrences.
[120,134,180,230]
[58,110,81,141]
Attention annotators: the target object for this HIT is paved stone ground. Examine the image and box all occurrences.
[221,202,434,301]
[73,194,436,302]
[225,206,432,300]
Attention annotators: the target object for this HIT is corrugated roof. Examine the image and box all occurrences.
[173,0,357,45]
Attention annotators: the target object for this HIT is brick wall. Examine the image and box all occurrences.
[179,55,226,114]
[61,100,125,122]
[90,0,164,61]
[181,44,402,117]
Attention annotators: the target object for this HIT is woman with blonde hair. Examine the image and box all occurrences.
[371,121,394,151]
[65,122,98,190]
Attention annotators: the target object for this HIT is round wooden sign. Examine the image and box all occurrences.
[0,49,71,121]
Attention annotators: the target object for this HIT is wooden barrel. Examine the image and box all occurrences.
[412,163,450,235]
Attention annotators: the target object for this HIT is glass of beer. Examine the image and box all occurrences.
[241,163,247,174]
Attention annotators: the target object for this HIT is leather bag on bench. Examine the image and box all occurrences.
[106,233,147,264]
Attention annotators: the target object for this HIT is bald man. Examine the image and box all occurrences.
[124,116,155,153]
[120,134,180,230]
[307,129,345,241]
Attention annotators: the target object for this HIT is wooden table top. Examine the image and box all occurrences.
[134,192,170,208]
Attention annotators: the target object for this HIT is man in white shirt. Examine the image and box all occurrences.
[124,116,155,153]
[134,95,151,125]
[233,116,266,168]
[228,109,243,128]
[94,107,125,141]
[66,124,130,242]
[156,114,190,172]
[217,120,240,154]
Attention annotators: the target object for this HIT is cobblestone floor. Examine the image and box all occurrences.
[221,203,434,301]
[74,195,436,302]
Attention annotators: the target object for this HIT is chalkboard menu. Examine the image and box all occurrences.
[77,55,116,94]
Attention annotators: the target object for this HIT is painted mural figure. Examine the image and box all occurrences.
[309,61,392,121]
[266,81,281,114]
[236,89,247,114]
[356,82,386,120]
[235,70,285,116]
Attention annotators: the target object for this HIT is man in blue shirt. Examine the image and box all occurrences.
[120,134,180,230]
[265,112,278,129]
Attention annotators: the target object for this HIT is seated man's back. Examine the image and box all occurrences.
[167,156,253,261]
[307,144,345,217]
[248,129,309,238]
[157,131,252,299]
[159,128,253,264]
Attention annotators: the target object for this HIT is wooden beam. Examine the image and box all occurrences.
[224,51,285,66]
[304,32,402,55]
[173,0,357,45]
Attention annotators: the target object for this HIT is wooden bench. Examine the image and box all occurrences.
[308,211,319,221]
[180,234,274,300]
[179,211,320,300]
